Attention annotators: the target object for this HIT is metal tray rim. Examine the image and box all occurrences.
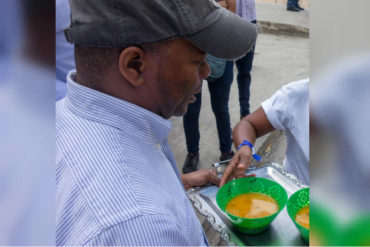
[186,162,307,246]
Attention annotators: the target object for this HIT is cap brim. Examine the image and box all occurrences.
[186,8,258,60]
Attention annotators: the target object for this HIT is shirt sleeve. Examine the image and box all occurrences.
[261,86,290,131]
[261,79,309,132]
[84,214,204,246]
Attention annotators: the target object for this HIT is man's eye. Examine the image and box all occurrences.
[193,58,206,65]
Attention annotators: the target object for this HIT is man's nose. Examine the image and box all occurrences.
[200,60,211,80]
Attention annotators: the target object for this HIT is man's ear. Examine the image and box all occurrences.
[118,46,146,86]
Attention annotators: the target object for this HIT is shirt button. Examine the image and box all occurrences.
[155,143,161,149]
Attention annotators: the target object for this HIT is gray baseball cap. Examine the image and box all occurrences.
[64,0,257,59]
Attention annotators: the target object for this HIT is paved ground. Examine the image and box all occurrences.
[168,31,309,173]
[256,0,310,9]
[256,1,309,29]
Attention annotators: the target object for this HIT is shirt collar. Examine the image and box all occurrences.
[65,70,172,144]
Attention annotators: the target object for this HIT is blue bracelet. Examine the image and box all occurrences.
[237,140,261,162]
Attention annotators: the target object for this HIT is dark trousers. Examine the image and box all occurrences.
[183,60,234,154]
[235,20,256,118]
[287,0,299,8]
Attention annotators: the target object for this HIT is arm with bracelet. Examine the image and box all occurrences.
[220,107,274,186]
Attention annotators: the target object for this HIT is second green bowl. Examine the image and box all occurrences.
[287,187,310,243]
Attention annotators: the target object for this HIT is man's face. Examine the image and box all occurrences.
[144,39,210,119]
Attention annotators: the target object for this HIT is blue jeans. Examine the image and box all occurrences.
[287,0,299,8]
[235,50,254,117]
[183,61,234,154]
[235,20,257,118]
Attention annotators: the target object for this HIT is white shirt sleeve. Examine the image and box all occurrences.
[261,79,309,132]
[261,85,290,131]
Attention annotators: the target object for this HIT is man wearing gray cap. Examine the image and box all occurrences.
[56,0,257,245]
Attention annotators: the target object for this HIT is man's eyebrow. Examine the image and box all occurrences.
[195,51,206,59]
[192,53,206,62]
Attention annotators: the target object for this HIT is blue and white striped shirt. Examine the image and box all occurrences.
[56,71,209,246]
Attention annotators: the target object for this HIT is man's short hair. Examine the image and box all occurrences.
[74,42,169,89]
[75,45,122,90]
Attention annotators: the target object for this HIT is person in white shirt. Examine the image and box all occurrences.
[220,79,309,186]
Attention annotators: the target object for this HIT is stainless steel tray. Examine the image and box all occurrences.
[186,162,308,246]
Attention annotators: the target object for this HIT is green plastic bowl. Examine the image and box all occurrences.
[339,214,370,246]
[310,203,338,245]
[216,177,288,234]
[287,187,309,243]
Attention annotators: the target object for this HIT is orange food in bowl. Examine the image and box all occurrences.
[226,192,279,218]
[295,205,309,229]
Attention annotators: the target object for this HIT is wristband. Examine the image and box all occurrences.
[237,139,261,162]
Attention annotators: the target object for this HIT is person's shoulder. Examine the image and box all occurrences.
[280,78,309,98]
[56,143,145,245]
[56,100,122,150]
[261,78,309,130]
